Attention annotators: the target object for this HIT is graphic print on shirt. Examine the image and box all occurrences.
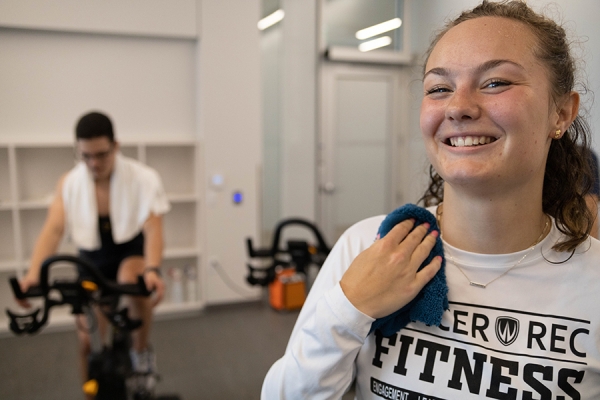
[369,301,590,400]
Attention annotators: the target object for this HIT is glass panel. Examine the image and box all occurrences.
[260,0,283,241]
[332,77,390,238]
[337,79,389,143]
[334,145,388,236]
[323,0,405,52]
[262,0,281,17]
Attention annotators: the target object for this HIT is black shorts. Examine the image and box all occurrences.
[78,216,145,281]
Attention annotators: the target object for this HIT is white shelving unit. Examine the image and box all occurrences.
[0,139,202,335]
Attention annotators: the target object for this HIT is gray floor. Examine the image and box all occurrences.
[0,300,302,400]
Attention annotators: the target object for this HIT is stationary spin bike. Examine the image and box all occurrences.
[246,218,330,310]
[6,254,180,400]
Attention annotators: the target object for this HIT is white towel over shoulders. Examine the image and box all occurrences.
[62,153,171,251]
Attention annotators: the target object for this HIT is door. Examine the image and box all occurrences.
[318,63,407,244]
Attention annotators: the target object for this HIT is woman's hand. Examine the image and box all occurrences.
[340,219,442,319]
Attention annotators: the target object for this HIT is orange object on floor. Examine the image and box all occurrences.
[269,268,306,311]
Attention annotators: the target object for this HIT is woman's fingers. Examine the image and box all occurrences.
[340,221,441,319]
[414,255,443,289]
[382,218,416,245]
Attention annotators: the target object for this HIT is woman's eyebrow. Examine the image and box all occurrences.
[424,59,525,79]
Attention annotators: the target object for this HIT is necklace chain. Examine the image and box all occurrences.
[436,203,549,289]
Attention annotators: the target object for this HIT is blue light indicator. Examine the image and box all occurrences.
[233,191,243,205]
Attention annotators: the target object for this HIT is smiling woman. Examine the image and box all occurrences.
[261,1,600,399]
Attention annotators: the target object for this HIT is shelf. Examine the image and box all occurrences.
[0,202,13,211]
[18,199,52,210]
[0,211,16,263]
[0,140,201,332]
[16,147,74,203]
[0,260,19,272]
[20,209,48,257]
[163,202,197,250]
[119,145,139,160]
[0,147,10,204]
[164,247,199,259]
[167,193,198,203]
[16,195,198,209]
[146,145,196,196]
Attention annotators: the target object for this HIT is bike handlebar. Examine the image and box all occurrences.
[6,254,151,335]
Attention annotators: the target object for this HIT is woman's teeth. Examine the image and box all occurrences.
[449,136,494,147]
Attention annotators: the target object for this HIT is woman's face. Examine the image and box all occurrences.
[420,16,560,197]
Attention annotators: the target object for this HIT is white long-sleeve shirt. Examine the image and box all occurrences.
[262,212,600,399]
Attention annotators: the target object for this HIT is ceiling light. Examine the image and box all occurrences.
[356,18,402,40]
[258,9,284,31]
[358,36,392,52]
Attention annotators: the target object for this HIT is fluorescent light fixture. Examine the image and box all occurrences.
[356,18,402,40]
[258,9,284,31]
[359,36,392,52]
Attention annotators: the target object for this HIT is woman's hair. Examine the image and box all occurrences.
[418,0,594,252]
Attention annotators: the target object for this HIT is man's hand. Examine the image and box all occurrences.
[143,270,165,307]
[16,274,39,309]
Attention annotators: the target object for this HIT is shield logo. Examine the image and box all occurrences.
[496,316,519,346]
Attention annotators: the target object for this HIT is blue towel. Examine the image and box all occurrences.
[369,204,448,337]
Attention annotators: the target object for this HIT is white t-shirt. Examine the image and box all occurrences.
[262,209,600,399]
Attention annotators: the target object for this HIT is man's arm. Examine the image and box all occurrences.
[19,177,66,304]
[142,213,165,305]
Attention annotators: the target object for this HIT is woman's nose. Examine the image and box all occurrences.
[445,88,480,121]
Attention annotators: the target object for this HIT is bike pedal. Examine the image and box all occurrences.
[82,379,99,396]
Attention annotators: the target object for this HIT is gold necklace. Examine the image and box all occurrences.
[436,203,550,289]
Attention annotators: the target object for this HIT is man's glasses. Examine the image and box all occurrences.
[76,145,115,162]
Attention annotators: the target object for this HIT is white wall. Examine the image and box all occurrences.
[0,0,196,38]
[0,1,198,142]
[0,28,196,142]
[200,0,263,304]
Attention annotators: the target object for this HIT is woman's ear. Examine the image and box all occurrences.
[552,91,580,138]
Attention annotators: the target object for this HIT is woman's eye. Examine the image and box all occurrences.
[425,86,451,95]
[485,79,510,89]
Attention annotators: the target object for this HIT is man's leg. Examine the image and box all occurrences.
[117,256,153,351]
[117,256,157,394]
[76,309,108,400]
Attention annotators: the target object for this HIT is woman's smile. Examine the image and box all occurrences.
[447,135,497,147]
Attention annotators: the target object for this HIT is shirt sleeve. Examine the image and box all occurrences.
[261,218,380,400]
